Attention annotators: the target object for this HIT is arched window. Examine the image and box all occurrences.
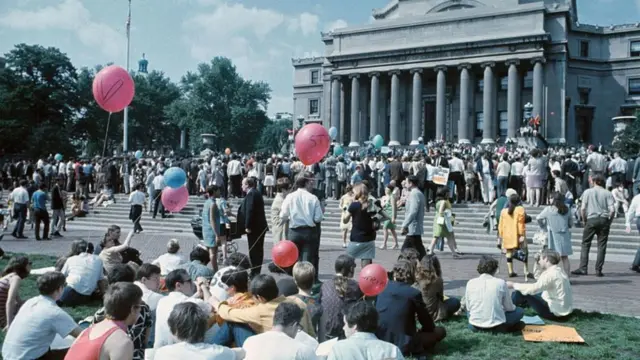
[438,4,474,12]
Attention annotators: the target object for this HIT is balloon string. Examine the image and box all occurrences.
[101,112,113,158]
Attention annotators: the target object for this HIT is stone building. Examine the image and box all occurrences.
[291,0,640,146]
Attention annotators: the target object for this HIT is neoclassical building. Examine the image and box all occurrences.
[291,0,640,145]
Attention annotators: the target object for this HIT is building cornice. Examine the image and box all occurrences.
[571,22,640,35]
[291,57,325,66]
[293,84,324,90]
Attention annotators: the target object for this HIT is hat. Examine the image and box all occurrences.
[505,188,517,198]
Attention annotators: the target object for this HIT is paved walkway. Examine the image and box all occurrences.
[1,226,638,318]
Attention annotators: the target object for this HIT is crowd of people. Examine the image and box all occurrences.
[0,139,639,359]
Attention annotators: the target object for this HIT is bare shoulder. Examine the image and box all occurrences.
[103,329,133,359]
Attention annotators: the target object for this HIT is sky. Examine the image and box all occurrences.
[0,0,639,116]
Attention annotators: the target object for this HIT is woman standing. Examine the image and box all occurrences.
[201,185,221,272]
[343,184,380,268]
[270,178,290,244]
[0,256,30,330]
[339,185,354,248]
[498,194,534,280]
[428,187,462,257]
[624,185,640,273]
[215,192,232,263]
[537,192,573,275]
[379,184,399,250]
[526,149,546,207]
[264,160,276,198]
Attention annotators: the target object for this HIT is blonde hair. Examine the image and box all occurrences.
[167,239,180,254]
[352,184,369,202]
[292,261,315,292]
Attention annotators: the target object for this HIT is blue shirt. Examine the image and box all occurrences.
[31,190,47,211]
[83,164,93,175]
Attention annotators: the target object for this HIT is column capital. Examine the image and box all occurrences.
[505,59,520,66]
[349,74,360,79]
[531,57,546,65]
[389,70,402,76]
[457,63,472,71]
[481,61,495,68]
[434,65,447,73]
[410,68,423,74]
[330,75,342,81]
[368,72,380,78]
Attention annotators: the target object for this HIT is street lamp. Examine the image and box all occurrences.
[123,0,132,155]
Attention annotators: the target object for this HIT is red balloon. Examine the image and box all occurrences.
[358,264,388,296]
[295,124,330,165]
[271,240,299,268]
[92,65,135,113]
[161,186,189,213]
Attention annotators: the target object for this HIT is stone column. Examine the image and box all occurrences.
[389,71,401,146]
[481,62,495,144]
[410,69,422,144]
[369,73,380,138]
[507,60,519,140]
[349,75,360,147]
[331,77,341,140]
[180,129,186,149]
[435,66,447,141]
[458,64,471,144]
[532,58,545,120]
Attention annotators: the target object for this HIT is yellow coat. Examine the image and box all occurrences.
[498,206,526,250]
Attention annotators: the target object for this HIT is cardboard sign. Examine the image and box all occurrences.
[432,166,450,186]
[522,325,585,343]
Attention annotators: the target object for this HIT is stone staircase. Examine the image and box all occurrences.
[68,194,638,262]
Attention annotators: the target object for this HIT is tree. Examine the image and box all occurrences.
[167,57,271,153]
[256,119,293,153]
[611,111,640,158]
[0,44,80,158]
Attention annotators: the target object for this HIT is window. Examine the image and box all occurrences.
[309,99,319,115]
[631,41,640,57]
[500,76,508,91]
[580,40,590,58]
[310,70,319,84]
[523,71,533,89]
[579,88,590,105]
[630,78,640,96]
[477,79,484,92]
[476,112,484,138]
[499,111,508,138]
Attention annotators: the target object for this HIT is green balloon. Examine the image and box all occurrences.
[333,145,344,156]
[373,135,384,149]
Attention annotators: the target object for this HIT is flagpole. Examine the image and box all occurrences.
[123,0,131,155]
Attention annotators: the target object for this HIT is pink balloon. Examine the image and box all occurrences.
[271,240,299,268]
[358,264,388,297]
[92,65,135,113]
[161,186,189,212]
[294,124,330,165]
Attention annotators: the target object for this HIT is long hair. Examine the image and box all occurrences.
[507,194,520,216]
[415,254,441,287]
[2,256,30,279]
[552,192,569,215]
[333,254,356,298]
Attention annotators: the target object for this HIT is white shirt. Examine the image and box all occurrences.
[510,161,524,176]
[243,331,317,360]
[134,281,164,312]
[152,253,185,276]
[513,265,573,317]
[280,189,323,228]
[129,190,146,205]
[58,162,66,175]
[153,175,165,191]
[625,194,640,227]
[9,187,29,205]
[448,157,465,173]
[608,157,627,173]
[209,266,236,301]
[61,253,104,296]
[327,332,404,360]
[154,292,213,348]
[496,161,511,177]
[227,160,242,176]
[153,342,236,360]
[465,274,516,328]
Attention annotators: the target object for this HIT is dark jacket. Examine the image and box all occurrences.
[375,280,435,349]
[51,184,64,210]
[238,188,268,233]
[475,158,495,178]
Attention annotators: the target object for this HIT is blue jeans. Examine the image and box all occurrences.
[511,291,563,320]
[212,322,255,347]
[468,307,524,333]
[57,286,93,307]
[633,218,640,268]
[443,297,461,318]
[497,176,509,198]
[12,203,27,236]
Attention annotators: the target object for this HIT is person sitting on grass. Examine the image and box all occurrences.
[415,254,460,322]
[508,249,574,320]
[291,261,323,336]
[465,255,524,333]
[152,239,185,277]
[2,271,83,360]
[91,264,153,360]
[58,239,107,307]
[0,256,31,330]
[134,263,164,314]
[65,282,142,360]
[177,246,215,282]
[328,301,404,360]
[376,260,446,357]
[209,252,252,303]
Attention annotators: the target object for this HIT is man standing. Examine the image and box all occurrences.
[227,155,243,198]
[448,151,465,203]
[152,170,166,219]
[32,183,50,241]
[9,180,29,239]
[571,174,615,277]
[50,176,66,237]
[239,177,268,278]
[400,175,427,259]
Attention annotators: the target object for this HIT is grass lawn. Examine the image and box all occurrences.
[0,254,639,359]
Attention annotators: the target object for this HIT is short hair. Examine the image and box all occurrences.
[276,178,291,192]
[345,301,378,333]
[223,252,251,270]
[165,269,190,291]
[135,263,161,281]
[393,260,415,284]
[107,264,135,284]
[294,172,313,189]
[272,302,303,328]
[167,239,180,254]
[103,282,142,321]
[2,256,31,279]
[477,255,499,275]
[190,247,210,265]
[249,274,279,302]
[244,177,256,188]
[591,174,605,187]
[37,271,66,295]
[168,302,208,343]
[221,269,249,293]
[206,185,220,196]
[71,240,88,254]
[407,175,419,187]
[540,249,561,265]
[292,261,315,292]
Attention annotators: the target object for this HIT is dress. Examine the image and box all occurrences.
[382,197,395,230]
[201,198,219,248]
[537,206,573,256]
[433,200,453,237]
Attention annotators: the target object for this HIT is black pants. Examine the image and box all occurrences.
[130,204,143,232]
[288,226,320,281]
[449,172,465,203]
[12,203,27,236]
[230,175,242,197]
[402,235,426,260]
[152,190,165,218]
[34,209,50,240]
[247,229,265,278]
[578,217,611,273]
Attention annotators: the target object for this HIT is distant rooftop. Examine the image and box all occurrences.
[291,57,324,65]
[572,22,640,34]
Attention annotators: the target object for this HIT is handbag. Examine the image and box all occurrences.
[512,248,528,262]
[532,231,548,246]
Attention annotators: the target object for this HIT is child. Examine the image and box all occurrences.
[291,261,322,339]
